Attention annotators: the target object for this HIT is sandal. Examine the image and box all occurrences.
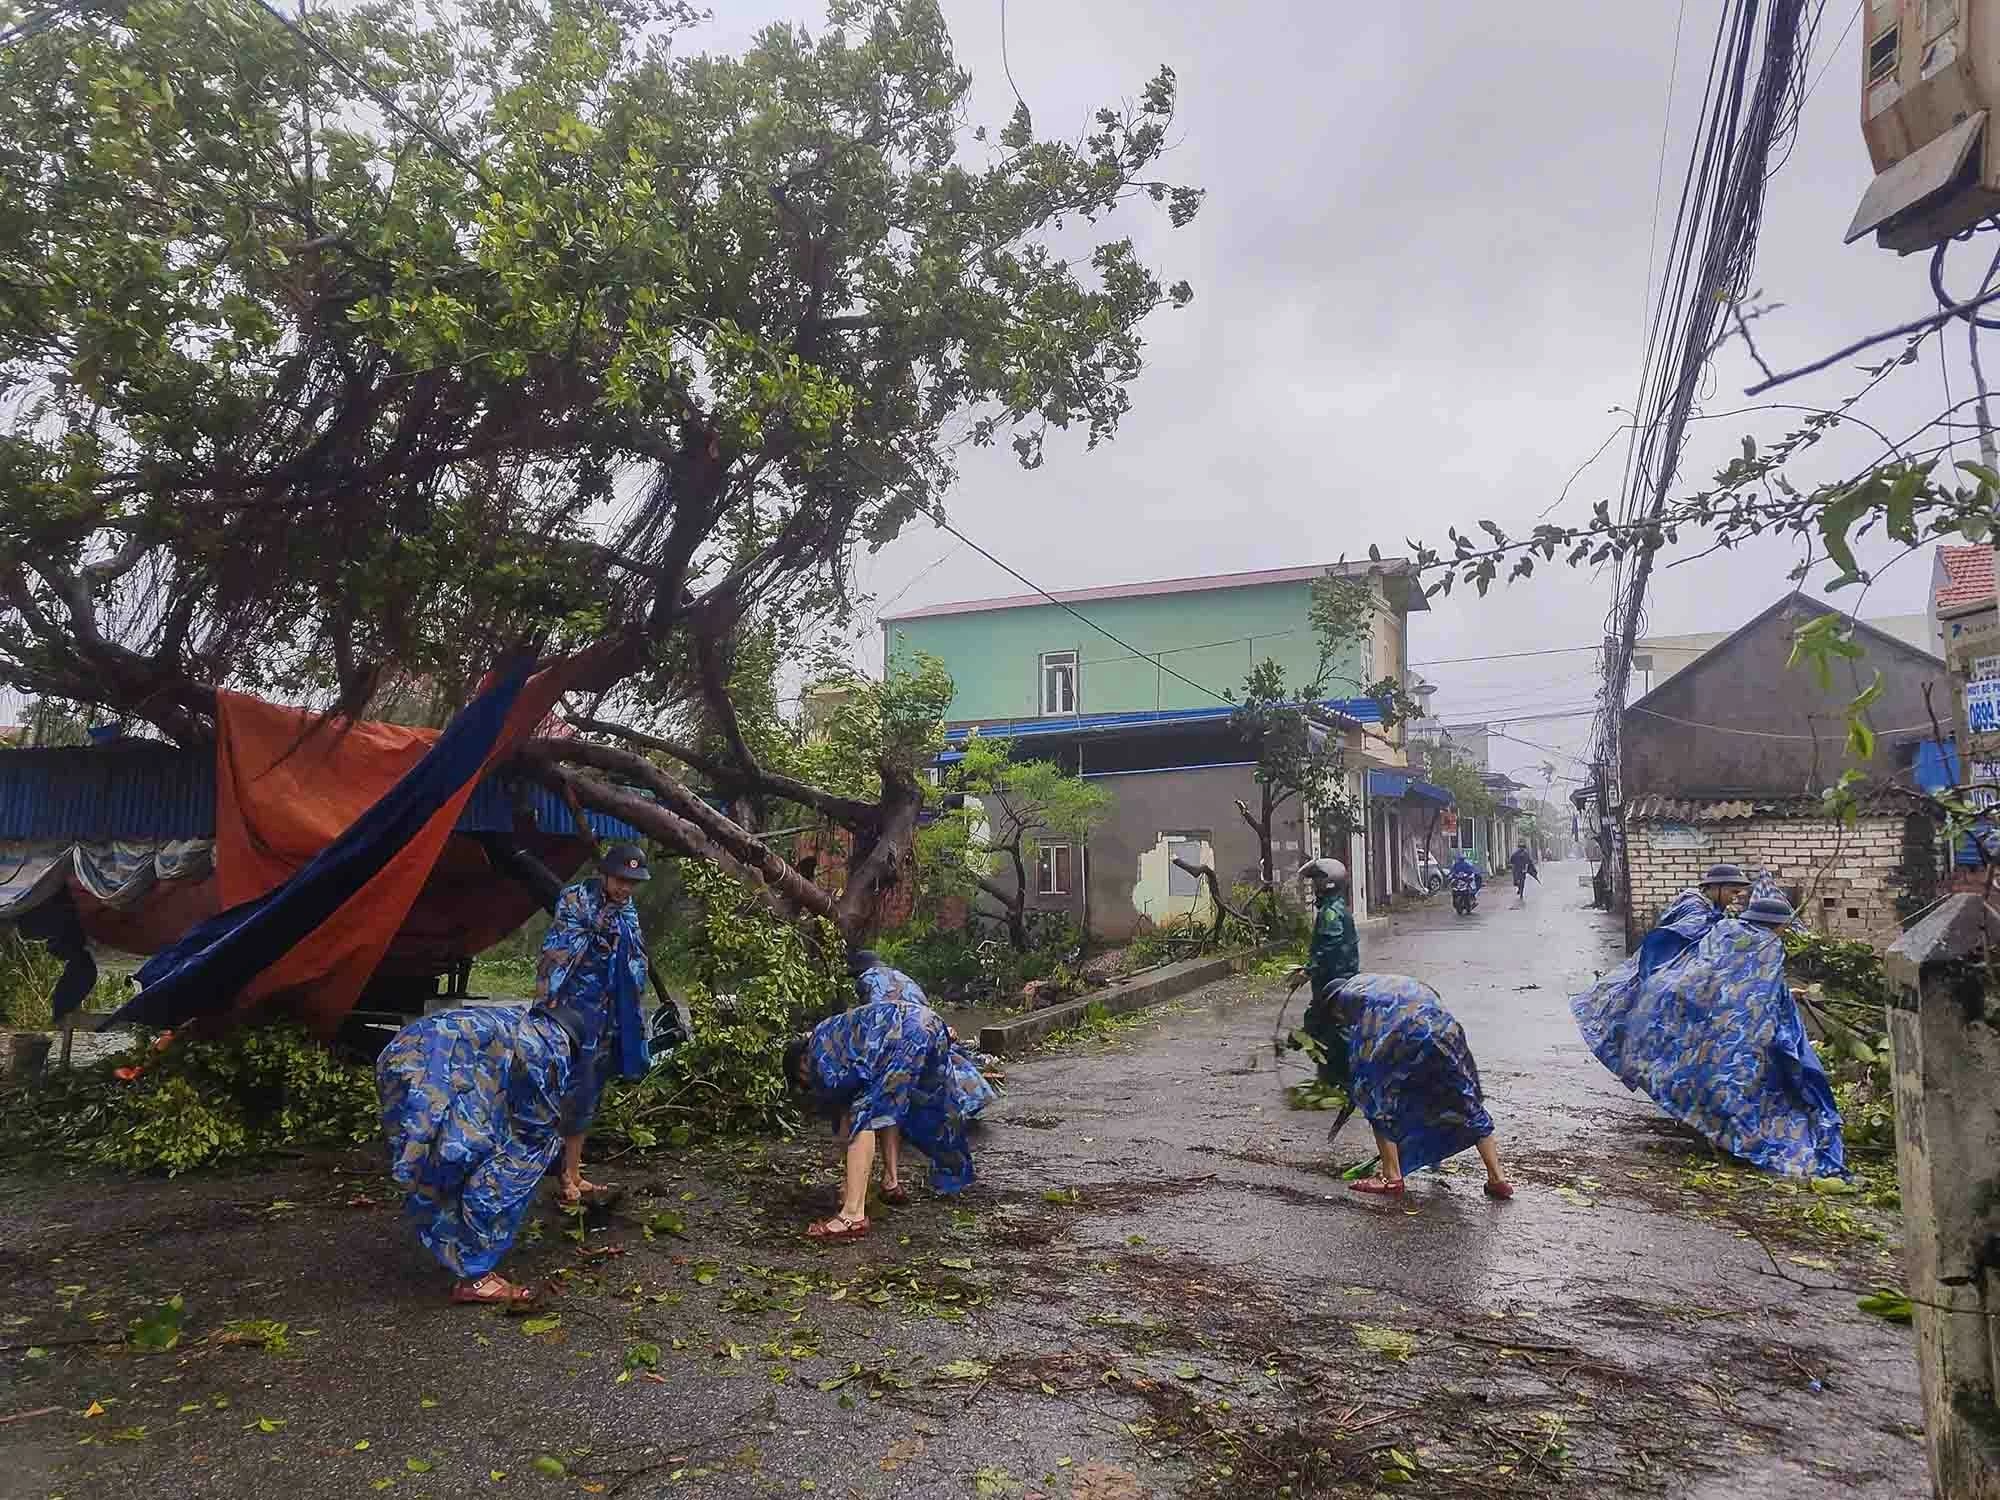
[878,1183,911,1207]
[1348,1176,1407,1198]
[1483,1180,1515,1201]
[806,1214,871,1241]
[450,1273,536,1307]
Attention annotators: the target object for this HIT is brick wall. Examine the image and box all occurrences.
[1623,814,1910,950]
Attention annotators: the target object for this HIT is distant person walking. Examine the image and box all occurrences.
[1507,841,1538,899]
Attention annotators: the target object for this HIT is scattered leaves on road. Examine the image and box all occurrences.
[519,1314,562,1337]
[879,1435,925,1471]
[935,1359,990,1381]
[531,1454,566,1477]
[1355,1325,1417,1362]
[127,1295,185,1351]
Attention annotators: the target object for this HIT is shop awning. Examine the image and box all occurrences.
[1366,769,1454,807]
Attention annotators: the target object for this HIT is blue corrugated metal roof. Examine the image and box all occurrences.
[0,746,640,843]
[939,698,1380,748]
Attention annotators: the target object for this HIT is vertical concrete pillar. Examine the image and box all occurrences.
[1885,894,2000,1499]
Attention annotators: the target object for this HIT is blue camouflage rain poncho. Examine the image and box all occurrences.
[1338,974,1495,1175]
[808,975,975,1193]
[1570,910,1844,1178]
[855,964,996,1122]
[377,877,649,1278]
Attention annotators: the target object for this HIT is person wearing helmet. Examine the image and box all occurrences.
[377,842,653,1307]
[1293,859,1359,1086]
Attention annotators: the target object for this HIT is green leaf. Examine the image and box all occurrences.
[934,1359,990,1381]
[1173,1362,1199,1380]
[937,1256,975,1271]
[406,1458,434,1473]
[532,1455,567,1477]
[519,1314,562,1337]
[128,1294,185,1351]
[1857,1289,1913,1323]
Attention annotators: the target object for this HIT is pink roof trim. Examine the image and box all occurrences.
[1936,544,1996,615]
[880,558,1415,623]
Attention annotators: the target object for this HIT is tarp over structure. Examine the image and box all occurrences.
[109,655,607,1035]
[0,652,641,1036]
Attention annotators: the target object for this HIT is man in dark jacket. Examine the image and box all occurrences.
[1293,858,1359,1086]
[1507,842,1539,898]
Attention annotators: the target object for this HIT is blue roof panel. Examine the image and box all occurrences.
[0,746,640,843]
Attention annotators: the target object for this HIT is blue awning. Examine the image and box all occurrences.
[1366,769,1454,807]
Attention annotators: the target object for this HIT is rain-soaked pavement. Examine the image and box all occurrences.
[0,862,1925,1498]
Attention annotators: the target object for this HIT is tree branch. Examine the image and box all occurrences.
[567,715,880,829]
[1172,856,1255,939]
[521,738,841,928]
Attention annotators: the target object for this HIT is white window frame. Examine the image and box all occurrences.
[1037,841,1072,896]
[1040,650,1078,716]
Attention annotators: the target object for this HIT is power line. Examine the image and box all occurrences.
[1410,643,1602,667]
[234,0,494,191]
[930,519,1236,706]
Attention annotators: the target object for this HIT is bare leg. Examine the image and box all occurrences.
[558,1134,586,1196]
[1474,1135,1509,1187]
[838,1130,877,1221]
[1376,1134,1404,1184]
[880,1125,903,1189]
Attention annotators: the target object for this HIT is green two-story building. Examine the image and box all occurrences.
[883,560,1445,936]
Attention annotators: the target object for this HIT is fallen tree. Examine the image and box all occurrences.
[0,0,1199,940]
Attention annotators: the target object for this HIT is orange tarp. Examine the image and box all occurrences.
[212,657,593,1032]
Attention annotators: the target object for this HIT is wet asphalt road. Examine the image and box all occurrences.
[0,861,1925,1498]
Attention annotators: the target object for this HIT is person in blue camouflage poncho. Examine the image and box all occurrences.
[1572,863,1752,1085]
[783,952,979,1242]
[376,844,652,1306]
[1572,891,1844,1178]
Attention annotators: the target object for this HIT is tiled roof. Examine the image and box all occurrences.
[1624,792,1902,823]
[1936,544,1995,615]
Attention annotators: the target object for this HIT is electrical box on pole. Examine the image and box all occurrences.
[1847,0,2000,252]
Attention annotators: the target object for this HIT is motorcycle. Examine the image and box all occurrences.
[1450,870,1480,916]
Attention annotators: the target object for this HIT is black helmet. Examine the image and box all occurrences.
[600,842,651,882]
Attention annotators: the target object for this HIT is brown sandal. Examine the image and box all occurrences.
[450,1273,536,1307]
[805,1214,870,1241]
[878,1183,911,1207]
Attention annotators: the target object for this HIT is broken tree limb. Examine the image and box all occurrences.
[1171,856,1256,939]
[520,742,842,931]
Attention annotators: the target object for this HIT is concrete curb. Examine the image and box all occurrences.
[978,945,1279,1056]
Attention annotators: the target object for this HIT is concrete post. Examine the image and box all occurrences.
[1885,894,2000,1498]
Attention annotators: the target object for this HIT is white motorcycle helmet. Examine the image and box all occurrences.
[1298,857,1348,889]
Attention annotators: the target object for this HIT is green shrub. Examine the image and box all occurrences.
[0,927,59,1028]
[0,1022,378,1176]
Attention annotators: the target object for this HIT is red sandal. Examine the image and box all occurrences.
[1483,1180,1515,1201]
[878,1183,911,1207]
[806,1214,871,1241]
[1348,1176,1407,1198]
[450,1273,537,1307]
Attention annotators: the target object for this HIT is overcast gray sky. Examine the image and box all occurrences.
[706,2,1962,791]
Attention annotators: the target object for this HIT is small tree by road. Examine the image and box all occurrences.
[921,736,1110,952]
